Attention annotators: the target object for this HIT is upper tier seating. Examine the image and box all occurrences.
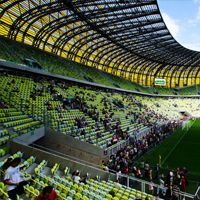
[0,37,155,94]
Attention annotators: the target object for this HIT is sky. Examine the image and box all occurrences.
[157,0,200,51]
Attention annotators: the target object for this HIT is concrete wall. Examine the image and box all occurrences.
[10,141,115,181]
[15,126,45,145]
[34,128,108,165]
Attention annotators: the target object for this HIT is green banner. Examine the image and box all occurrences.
[154,78,166,86]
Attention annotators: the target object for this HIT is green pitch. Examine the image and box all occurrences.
[139,120,200,179]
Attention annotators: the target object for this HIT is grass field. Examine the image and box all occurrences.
[137,120,200,193]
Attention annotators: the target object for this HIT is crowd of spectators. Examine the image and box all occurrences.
[101,120,189,198]
[104,121,180,174]
[42,84,181,150]
[60,90,131,146]
[3,73,173,148]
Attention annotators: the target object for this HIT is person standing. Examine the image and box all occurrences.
[180,175,187,192]
[172,184,180,200]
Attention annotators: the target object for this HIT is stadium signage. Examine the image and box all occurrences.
[154,78,166,86]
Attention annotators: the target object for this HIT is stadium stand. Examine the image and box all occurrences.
[1,71,200,148]
[1,69,199,199]
[1,0,200,90]
[1,71,186,149]
[0,69,197,198]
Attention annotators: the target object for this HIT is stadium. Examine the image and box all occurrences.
[0,0,200,199]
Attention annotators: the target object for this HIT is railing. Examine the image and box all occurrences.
[195,186,200,200]
[105,138,130,157]
[104,121,172,157]
[135,126,151,140]
[30,143,100,168]
[114,172,195,200]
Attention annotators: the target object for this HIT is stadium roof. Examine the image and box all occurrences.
[0,0,200,87]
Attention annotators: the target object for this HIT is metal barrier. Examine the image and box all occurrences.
[195,186,200,200]
[182,119,194,131]
[135,127,151,140]
[115,172,195,200]
[104,120,177,157]
[105,138,130,157]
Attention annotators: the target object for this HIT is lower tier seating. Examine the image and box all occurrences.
[0,152,158,200]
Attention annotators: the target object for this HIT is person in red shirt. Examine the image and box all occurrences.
[180,175,187,192]
[35,186,57,200]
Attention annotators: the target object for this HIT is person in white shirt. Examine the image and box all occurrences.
[114,179,122,188]
[73,170,81,183]
[4,157,29,200]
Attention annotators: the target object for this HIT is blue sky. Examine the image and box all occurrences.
[157,0,200,51]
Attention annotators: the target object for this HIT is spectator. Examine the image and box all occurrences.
[4,157,29,200]
[1,157,13,172]
[114,179,122,188]
[72,170,81,183]
[158,174,165,197]
[35,185,57,200]
[172,184,180,200]
[0,157,13,180]
[165,185,172,200]
[87,136,93,144]
[180,175,187,192]
[149,181,154,195]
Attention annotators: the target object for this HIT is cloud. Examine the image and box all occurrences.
[161,13,180,38]
[182,42,200,51]
[160,3,200,51]
[180,32,200,51]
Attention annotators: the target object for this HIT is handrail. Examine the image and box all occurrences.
[30,143,100,168]
[195,186,200,199]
